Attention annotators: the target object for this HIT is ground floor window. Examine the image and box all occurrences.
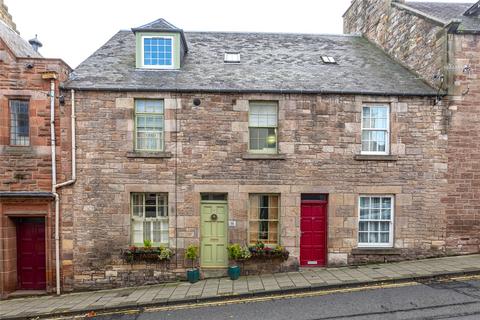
[249,194,279,245]
[131,193,168,245]
[358,195,393,247]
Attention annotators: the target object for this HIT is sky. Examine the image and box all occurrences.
[5,0,476,68]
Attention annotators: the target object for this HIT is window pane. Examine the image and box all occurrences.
[143,37,173,66]
[10,100,30,146]
[249,194,279,245]
[362,106,388,153]
[131,193,169,245]
[358,196,393,246]
[135,100,164,151]
[132,220,143,244]
[143,221,151,241]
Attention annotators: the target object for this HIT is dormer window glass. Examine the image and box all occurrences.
[142,36,174,68]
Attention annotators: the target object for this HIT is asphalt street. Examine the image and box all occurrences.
[89,278,480,320]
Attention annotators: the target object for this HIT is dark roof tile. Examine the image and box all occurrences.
[65,30,437,96]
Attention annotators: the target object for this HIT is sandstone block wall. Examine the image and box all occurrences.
[343,0,480,255]
[343,0,447,88]
[60,90,448,290]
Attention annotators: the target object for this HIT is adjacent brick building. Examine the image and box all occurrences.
[344,0,480,254]
[0,14,71,297]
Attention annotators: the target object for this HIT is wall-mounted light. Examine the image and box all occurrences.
[59,95,65,105]
[193,98,201,107]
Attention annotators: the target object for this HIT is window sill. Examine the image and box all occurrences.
[127,151,172,158]
[0,146,34,155]
[351,248,401,255]
[242,153,286,160]
[354,155,398,161]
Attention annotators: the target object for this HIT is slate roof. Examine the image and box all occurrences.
[404,1,480,33]
[65,30,437,96]
[0,20,41,58]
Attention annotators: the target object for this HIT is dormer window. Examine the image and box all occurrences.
[142,36,174,68]
[132,18,189,70]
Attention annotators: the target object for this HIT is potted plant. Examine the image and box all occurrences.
[227,244,242,280]
[227,244,251,280]
[185,244,200,283]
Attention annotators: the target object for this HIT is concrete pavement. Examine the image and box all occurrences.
[1,254,480,319]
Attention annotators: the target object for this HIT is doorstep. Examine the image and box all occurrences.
[6,290,47,298]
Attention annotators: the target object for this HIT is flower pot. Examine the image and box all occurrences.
[187,268,200,283]
[227,265,241,280]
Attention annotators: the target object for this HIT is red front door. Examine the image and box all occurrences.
[300,197,327,267]
[17,218,46,290]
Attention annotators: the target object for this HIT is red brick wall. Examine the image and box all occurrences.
[444,34,480,253]
[0,34,70,297]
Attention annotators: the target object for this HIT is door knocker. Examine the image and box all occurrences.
[211,213,218,221]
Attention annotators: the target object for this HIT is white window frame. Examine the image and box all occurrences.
[248,101,278,154]
[131,193,169,246]
[358,195,394,248]
[361,105,390,155]
[141,35,175,69]
[134,99,164,152]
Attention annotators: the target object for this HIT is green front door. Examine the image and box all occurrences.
[200,201,228,268]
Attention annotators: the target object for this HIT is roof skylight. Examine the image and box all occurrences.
[224,52,241,63]
[322,56,337,64]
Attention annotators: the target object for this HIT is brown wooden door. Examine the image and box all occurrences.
[17,218,46,290]
[300,198,327,267]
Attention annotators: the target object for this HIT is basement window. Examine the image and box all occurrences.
[224,52,240,63]
[321,56,336,64]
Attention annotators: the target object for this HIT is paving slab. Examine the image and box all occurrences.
[1,254,480,319]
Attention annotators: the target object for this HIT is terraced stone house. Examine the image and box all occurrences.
[0,0,478,296]
[59,1,479,291]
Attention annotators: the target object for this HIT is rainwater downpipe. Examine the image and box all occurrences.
[51,87,77,295]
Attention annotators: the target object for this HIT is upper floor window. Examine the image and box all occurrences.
[249,101,278,154]
[135,100,164,151]
[131,193,169,245]
[9,100,29,146]
[142,36,174,68]
[361,106,389,154]
[358,195,394,247]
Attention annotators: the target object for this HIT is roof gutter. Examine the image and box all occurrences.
[61,85,443,97]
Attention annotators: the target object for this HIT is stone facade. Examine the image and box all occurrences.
[59,90,448,291]
[0,25,70,297]
[0,0,16,33]
[344,0,480,254]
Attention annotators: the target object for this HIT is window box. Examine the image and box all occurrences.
[122,246,174,263]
